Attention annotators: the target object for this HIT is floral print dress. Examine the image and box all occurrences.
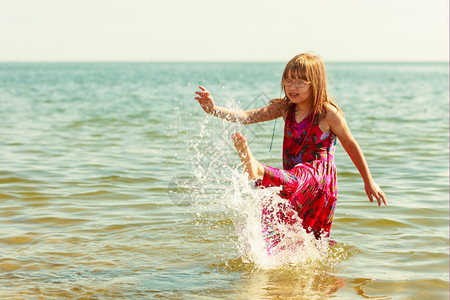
[258,104,338,253]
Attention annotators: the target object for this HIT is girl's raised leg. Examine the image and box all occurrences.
[231,132,264,180]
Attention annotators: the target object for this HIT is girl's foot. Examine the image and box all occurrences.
[231,132,264,180]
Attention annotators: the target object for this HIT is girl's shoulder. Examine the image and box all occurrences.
[324,103,344,120]
[320,103,345,132]
[269,97,291,120]
[269,97,289,107]
[322,103,354,139]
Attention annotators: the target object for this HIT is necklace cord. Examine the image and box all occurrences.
[269,103,279,152]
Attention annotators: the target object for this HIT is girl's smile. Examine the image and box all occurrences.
[283,71,313,104]
[284,82,312,104]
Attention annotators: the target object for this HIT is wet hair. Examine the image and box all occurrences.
[277,53,342,122]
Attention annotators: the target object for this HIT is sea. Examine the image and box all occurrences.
[0,61,448,299]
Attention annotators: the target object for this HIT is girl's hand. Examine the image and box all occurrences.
[365,180,387,207]
[195,86,215,114]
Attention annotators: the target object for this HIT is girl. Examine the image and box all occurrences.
[194,53,387,252]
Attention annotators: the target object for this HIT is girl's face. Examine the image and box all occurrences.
[283,69,313,105]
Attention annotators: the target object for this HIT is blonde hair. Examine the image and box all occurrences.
[277,53,341,121]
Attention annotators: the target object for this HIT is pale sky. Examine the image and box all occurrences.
[1,0,448,61]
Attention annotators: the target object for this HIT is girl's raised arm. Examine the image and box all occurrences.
[195,86,283,124]
[325,106,387,206]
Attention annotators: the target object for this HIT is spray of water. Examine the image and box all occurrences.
[225,170,333,269]
[170,95,345,270]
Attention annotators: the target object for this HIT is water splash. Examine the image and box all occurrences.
[170,96,341,269]
[225,170,334,269]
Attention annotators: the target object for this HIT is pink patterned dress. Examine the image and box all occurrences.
[258,104,338,252]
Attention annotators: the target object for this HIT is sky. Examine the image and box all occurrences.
[0,0,448,62]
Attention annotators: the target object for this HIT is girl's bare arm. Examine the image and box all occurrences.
[325,106,387,206]
[195,86,284,124]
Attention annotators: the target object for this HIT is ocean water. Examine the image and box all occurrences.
[0,61,448,299]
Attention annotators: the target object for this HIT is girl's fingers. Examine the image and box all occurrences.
[195,91,210,97]
[375,190,387,206]
[377,189,387,206]
[380,193,387,206]
[376,192,383,206]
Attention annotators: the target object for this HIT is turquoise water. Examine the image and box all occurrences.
[0,62,448,299]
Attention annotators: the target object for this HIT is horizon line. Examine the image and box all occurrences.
[0,59,448,63]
